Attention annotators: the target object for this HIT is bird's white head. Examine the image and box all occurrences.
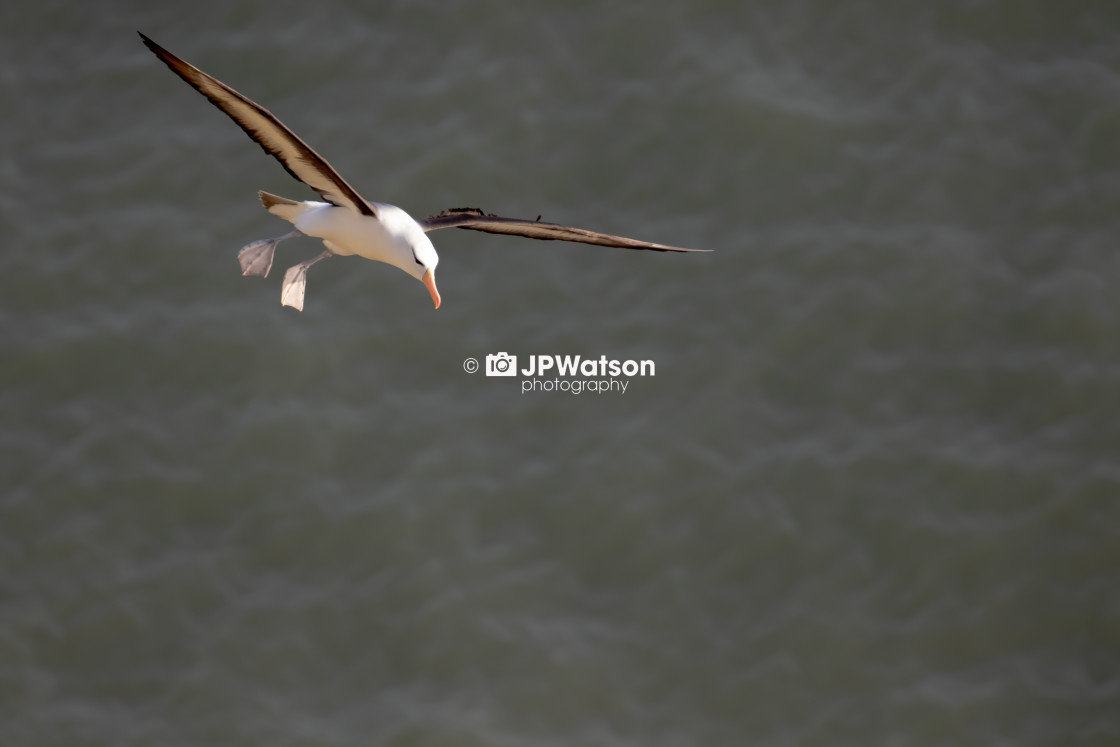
[374,203,441,309]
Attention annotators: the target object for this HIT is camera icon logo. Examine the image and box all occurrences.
[485,352,518,376]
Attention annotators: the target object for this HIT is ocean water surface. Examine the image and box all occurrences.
[2,1,1119,745]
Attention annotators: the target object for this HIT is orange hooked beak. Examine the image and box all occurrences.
[422,268,441,309]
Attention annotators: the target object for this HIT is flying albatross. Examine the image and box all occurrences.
[139,33,708,311]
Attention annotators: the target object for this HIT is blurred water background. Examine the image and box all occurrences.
[2,1,1119,745]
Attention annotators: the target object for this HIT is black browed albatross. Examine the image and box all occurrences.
[139,33,708,311]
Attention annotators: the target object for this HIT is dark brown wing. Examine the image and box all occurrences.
[139,32,375,217]
[420,208,708,253]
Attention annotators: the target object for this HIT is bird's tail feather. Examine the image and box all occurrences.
[259,191,306,222]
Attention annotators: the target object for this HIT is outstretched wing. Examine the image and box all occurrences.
[139,32,375,217]
[420,208,707,253]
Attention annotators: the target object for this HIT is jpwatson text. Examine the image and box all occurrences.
[519,355,655,377]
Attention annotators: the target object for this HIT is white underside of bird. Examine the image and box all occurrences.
[240,192,441,310]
